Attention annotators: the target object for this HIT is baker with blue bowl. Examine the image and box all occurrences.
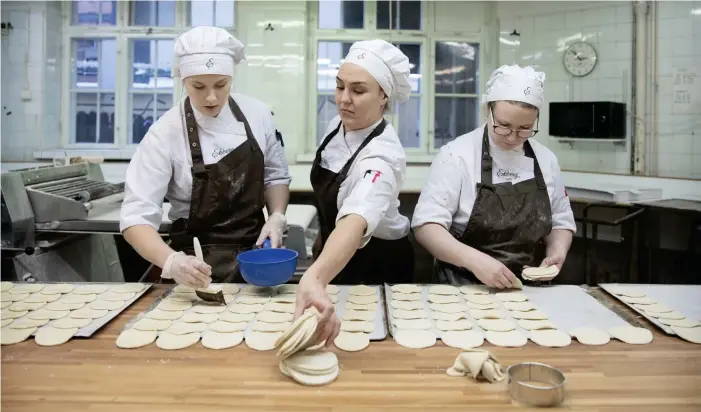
[120,26,291,287]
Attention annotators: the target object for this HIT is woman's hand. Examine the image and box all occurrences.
[468,252,520,289]
[293,271,341,347]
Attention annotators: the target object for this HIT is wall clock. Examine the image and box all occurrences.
[563,41,597,77]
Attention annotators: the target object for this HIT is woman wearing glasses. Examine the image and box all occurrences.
[411,65,576,288]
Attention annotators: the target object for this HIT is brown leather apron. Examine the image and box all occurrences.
[434,126,552,284]
[311,120,415,285]
[169,96,266,283]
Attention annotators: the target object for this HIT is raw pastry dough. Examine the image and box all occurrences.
[638,304,672,314]
[569,327,610,346]
[495,292,528,302]
[427,294,460,304]
[245,331,283,351]
[609,287,645,298]
[9,284,44,294]
[348,285,375,296]
[517,319,557,330]
[509,310,548,320]
[275,312,318,358]
[53,317,92,329]
[391,300,423,310]
[342,310,376,322]
[201,331,244,349]
[485,330,527,347]
[133,318,172,331]
[112,283,147,293]
[1,326,37,345]
[166,322,207,335]
[35,326,78,346]
[2,292,28,302]
[0,301,11,309]
[329,294,339,304]
[166,293,196,303]
[393,309,427,320]
[478,319,516,332]
[182,312,218,323]
[529,329,571,347]
[428,285,459,295]
[41,284,75,294]
[173,285,195,294]
[252,321,291,332]
[8,317,49,329]
[156,331,201,350]
[347,294,377,305]
[469,309,503,319]
[503,301,536,312]
[73,285,108,295]
[158,300,193,312]
[429,303,466,313]
[341,320,374,333]
[271,295,296,304]
[229,303,265,314]
[209,320,248,332]
[446,348,504,383]
[241,286,275,296]
[257,311,294,323]
[393,329,436,348]
[2,309,27,319]
[101,292,136,301]
[69,308,108,319]
[0,319,12,327]
[345,302,376,311]
[441,330,484,349]
[275,284,297,295]
[87,300,123,311]
[459,285,489,295]
[60,294,97,304]
[522,265,558,279]
[325,285,340,295]
[672,326,701,344]
[28,309,69,320]
[653,310,685,320]
[620,296,656,305]
[8,301,46,312]
[391,284,421,294]
[280,351,339,386]
[436,319,473,331]
[191,304,226,314]
[465,301,499,310]
[219,311,255,323]
[237,295,271,305]
[266,302,295,313]
[145,309,185,321]
[0,282,13,292]
[25,293,60,303]
[658,318,700,328]
[608,326,653,344]
[392,292,422,301]
[394,318,432,330]
[218,284,240,295]
[464,295,494,305]
[431,311,466,321]
[116,329,157,348]
[333,331,370,352]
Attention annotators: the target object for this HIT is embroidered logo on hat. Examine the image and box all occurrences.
[524,87,531,96]
[357,53,366,60]
[206,58,214,68]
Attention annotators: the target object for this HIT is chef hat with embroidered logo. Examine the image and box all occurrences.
[481,64,546,109]
[171,26,245,79]
[343,39,412,105]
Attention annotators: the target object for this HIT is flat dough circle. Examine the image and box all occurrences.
[28,310,69,320]
[2,292,28,302]
[88,300,124,311]
[672,326,701,344]
[158,300,192,311]
[569,327,610,345]
[276,284,297,295]
[166,322,207,335]
[341,320,374,333]
[10,284,45,294]
[518,319,557,330]
[503,301,536,311]
[325,285,340,295]
[391,284,421,294]
[393,329,436,348]
[271,295,296,303]
[342,310,376,322]
[145,309,185,321]
[510,310,548,320]
[191,304,226,314]
[8,317,49,329]
[427,294,460,304]
[469,309,502,319]
[495,292,528,302]
[428,285,459,295]
[392,300,423,310]
[133,318,172,331]
[522,265,558,278]
[609,287,645,298]
[201,331,243,349]
[69,308,108,319]
[73,285,108,295]
[237,295,271,305]
[348,285,375,296]
[464,294,494,305]
[41,284,75,294]
[659,318,700,328]
[280,362,339,386]
[334,331,370,352]
[608,326,653,344]
[257,311,294,323]
[394,318,432,330]
[218,284,240,294]
[229,303,265,314]
[35,326,78,346]
[112,283,147,293]
[393,309,426,320]
[429,303,465,313]
[1,326,37,345]
[638,304,672,314]
[436,319,473,331]
[3,309,28,319]
[0,301,11,309]
[1,319,13,327]
[116,329,157,348]
[459,285,489,295]
[241,286,274,296]
[252,321,291,332]
[156,331,201,350]
[653,310,685,320]
[25,293,60,303]
[53,317,92,329]
[0,282,13,292]
[267,302,295,313]
[209,320,248,332]
[8,301,46,312]
[441,330,484,349]
[621,296,656,305]
[392,293,422,301]
[60,294,97,304]
[219,311,255,323]
[465,301,499,310]
[245,331,283,351]
[485,330,527,347]
[478,319,516,332]
[345,302,376,311]
[529,329,572,347]
[182,312,218,323]
[431,311,465,321]
[347,294,377,305]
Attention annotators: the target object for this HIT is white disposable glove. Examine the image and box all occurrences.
[161,251,212,288]
[256,212,287,248]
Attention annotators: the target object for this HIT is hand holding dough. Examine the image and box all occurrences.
[446,348,505,383]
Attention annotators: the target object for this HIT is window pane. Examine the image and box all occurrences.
[377,0,421,30]
[317,41,353,92]
[131,94,155,144]
[132,0,176,27]
[435,41,479,94]
[214,0,235,27]
[394,43,421,93]
[190,0,235,27]
[99,93,115,143]
[434,97,478,149]
[73,92,98,143]
[131,39,174,89]
[317,95,338,144]
[74,38,116,89]
[72,1,117,25]
[396,96,421,148]
[156,93,174,120]
[318,0,364,29]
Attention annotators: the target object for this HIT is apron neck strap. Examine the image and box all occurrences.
[184,97,206,175]
[338,119,388,177]
[480,126,494,185]
[523,139,547,189]
[316,121,343,157]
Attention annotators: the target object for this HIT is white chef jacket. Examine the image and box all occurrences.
[120,93,291,232]
[320,115,410,246]
[412,124,576,235]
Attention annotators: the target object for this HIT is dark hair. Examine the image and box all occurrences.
[488,100,538,111]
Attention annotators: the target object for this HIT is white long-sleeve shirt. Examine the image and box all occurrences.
[412,124,576,235]
[120,93,291,232]
[320,115,410,246]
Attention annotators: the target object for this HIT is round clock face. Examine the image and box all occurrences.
[563,42,597,77]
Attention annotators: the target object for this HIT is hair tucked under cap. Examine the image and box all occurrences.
[171,26,245,79]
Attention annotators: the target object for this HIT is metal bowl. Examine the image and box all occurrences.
[506,362,566,407]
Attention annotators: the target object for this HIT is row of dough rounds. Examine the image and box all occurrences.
[332,284,378,352]
[608,286,701,344]
[117,284,376,351]
[1,282,146,346]
[388,284,655,348]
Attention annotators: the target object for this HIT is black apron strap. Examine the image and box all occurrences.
[480,125,493,186]
[338,120,388,177]
[523,140,547,190]
[184,97,207,176]
[227,96,262,153]
[315,121,343,160]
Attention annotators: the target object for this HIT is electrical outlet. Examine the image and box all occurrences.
[20,89,32,101]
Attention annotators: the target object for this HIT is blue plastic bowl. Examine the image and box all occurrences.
[237,240,298,286]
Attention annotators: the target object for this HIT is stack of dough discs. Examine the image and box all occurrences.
[522,265,558,280]
[279,351,339,386]
[274,312,319,358]
[335,285,376,351]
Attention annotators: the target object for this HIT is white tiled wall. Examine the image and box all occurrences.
[497,1,633,175]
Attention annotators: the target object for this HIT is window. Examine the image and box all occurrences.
[311,1,480,156]
[63,1,237,149]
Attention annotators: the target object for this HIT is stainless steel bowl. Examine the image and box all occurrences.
[506,362,566,407]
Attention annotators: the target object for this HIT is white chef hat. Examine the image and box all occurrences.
[481,64,546,109]
[343,39,412,104]
[171,26,245,79]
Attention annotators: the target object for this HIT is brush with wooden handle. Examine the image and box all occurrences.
[193,237,226,305]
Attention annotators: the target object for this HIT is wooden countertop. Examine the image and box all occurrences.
[2,285,700,412]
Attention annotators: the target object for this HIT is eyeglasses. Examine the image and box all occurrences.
[490,110,539,138]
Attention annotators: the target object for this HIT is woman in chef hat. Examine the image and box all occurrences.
[294,40,415,345]
[412,65,576,288]
[120,26,291,287]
